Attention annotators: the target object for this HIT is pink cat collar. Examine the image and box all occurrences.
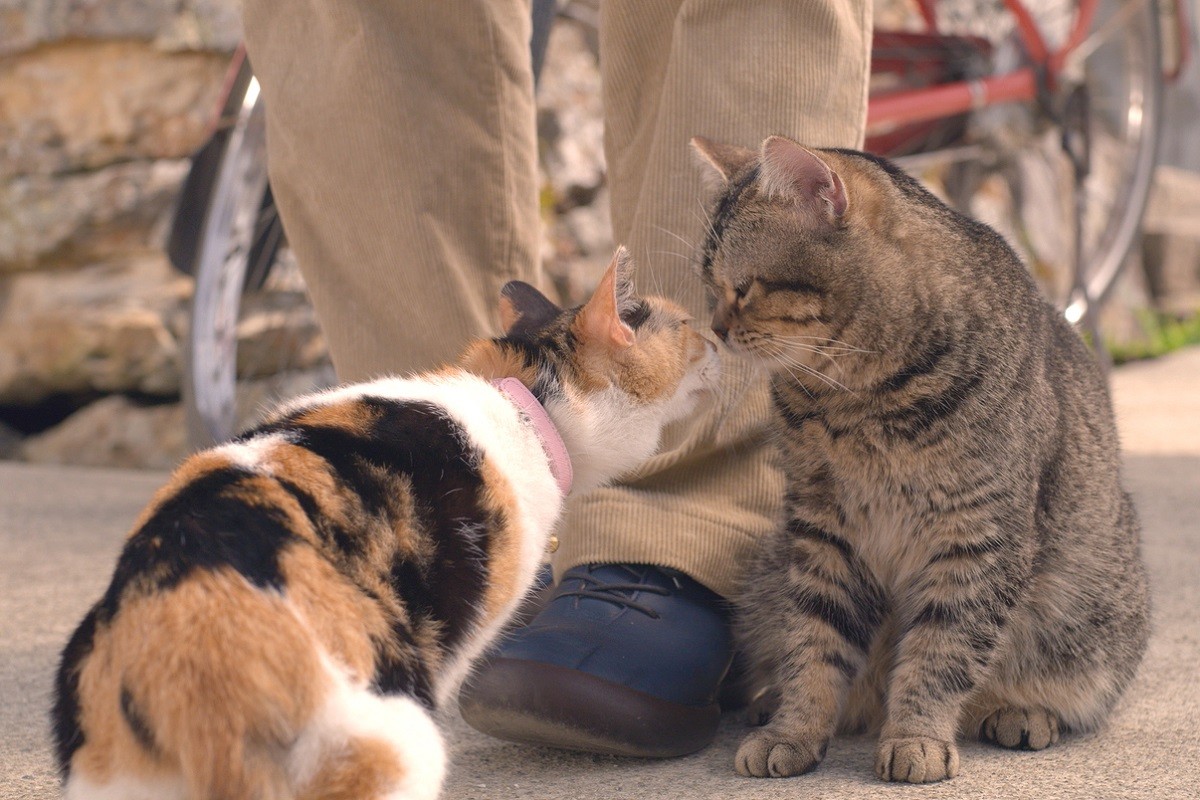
[491,378,573,496]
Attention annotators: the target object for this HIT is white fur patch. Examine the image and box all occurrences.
[210,431,293,475]
[289,656,446,800]
[64,774,187,800]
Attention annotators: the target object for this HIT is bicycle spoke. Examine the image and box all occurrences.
[1064,0,1153,73]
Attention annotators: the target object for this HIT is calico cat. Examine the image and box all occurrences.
[52,248,718,800]
[692,135,1149,783]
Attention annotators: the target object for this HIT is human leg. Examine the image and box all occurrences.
[241,0,541,381]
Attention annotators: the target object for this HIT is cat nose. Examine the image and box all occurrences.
[711,304,732,341]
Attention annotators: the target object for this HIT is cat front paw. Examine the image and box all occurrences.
[980,707,1060,750]
[875,736,959,783]
[734,728,827,778]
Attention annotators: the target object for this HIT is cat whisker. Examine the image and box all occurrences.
[696,200,710,237]
[763,344,855,395]
[693,198,719,242]
[769,335,875,354]
[763,352,816,400]
[652,224,707,282]
[648,249,703,268]
[767,341,854,377]
[653,224,702,254]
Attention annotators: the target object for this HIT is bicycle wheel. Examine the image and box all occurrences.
[184,74,334,449]
[883,0,1162,324]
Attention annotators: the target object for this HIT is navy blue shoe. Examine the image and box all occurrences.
[459,563,734,757]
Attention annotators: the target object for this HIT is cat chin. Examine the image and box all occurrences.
[683,341,722,398]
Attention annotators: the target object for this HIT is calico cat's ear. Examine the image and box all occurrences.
[690,136,756,186]
[500,281,562,336]
[575,246,637,350]
[758,135,848,222]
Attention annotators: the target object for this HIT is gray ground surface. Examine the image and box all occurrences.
[4,348,1198,799]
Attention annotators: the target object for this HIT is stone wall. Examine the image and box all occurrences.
[0,4,613,468]
[0,2,236,465]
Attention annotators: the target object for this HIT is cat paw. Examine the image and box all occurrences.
[875,736,959,783]
[734,729,827,778]
[980,707,1060,750]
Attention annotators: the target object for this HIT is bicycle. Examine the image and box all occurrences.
[168,0,1190,449]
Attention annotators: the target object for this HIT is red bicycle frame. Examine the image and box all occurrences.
[864,0,1162,150]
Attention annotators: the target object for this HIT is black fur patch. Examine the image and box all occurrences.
[928,532,1010,562]
[276,398,497,700]
[120,686,156,753]
[497,322,573,405]
[880,336,953,393]
[881,372,985,441]
[819,650,859,682]
[911,600,962,628]
[274,476,364,560]
[787,518,854,561]
[700,165,761,279]
[788,586,875,653]
[923,656,976,699]
[101,467,298,617]
[622,299,652,330]
[759,278,825,297]
[52,604,99,776]
[501,281,562,337]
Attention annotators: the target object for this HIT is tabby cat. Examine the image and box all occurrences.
[52,248,718,800]
[692,135,1149,783]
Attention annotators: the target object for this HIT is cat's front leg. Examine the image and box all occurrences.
[735,518,886,778]
[876,523,1024,784]
[735,640,843,779]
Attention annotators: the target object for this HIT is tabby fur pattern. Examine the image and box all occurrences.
[693,135,1149,783]
[52,249,718,800]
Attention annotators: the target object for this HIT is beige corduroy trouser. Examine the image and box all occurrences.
[242,0,871,599]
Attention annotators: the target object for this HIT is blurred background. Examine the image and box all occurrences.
[0,0,1196,470]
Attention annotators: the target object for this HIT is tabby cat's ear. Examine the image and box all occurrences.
[575,246,636,350]
[499,281,562,336]
[690,136,756,186]
[758,135,848,223]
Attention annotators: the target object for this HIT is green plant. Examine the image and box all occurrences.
[1108,309,1200,365]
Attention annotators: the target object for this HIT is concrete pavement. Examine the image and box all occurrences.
[3,348,1199,799]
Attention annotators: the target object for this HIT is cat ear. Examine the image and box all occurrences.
[758,136,848,222]
[690,136,756,186]
[575,246,637,350]
[499,281,562,336]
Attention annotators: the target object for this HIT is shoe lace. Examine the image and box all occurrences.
[556,565,676,619]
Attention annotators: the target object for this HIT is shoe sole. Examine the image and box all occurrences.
[459,657,720,758]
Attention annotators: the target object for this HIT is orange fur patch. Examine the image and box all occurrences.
[74,568,326,796]
[475,457,525,619]
[278,546,386,683]
[459,340,537,385]
[295,400,381,435]
[296,736,405,800]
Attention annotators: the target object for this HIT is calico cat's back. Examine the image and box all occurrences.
[53,378,546,800]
